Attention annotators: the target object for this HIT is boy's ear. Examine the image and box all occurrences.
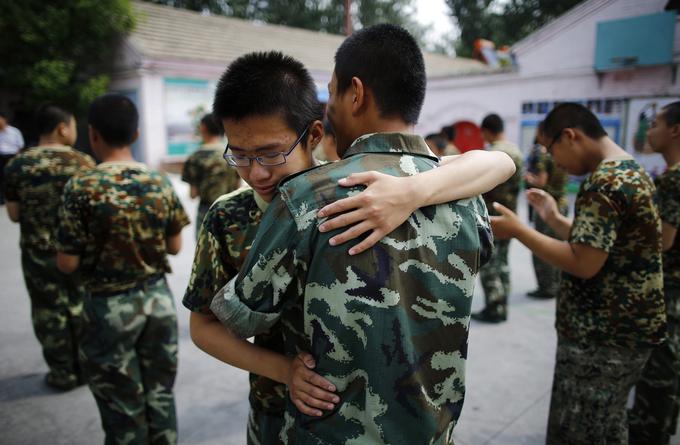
[131,129,140,144]
[670,123,680,140]
[306,120,324,150]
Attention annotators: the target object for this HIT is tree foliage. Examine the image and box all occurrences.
[0,0,135,115]
[445,0,584,57]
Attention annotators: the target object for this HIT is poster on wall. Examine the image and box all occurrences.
[624,97,679,177]
[165,78,217,156]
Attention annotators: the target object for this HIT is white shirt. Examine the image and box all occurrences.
[0,125,24,155]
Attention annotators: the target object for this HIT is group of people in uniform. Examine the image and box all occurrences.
[3,22,680,445]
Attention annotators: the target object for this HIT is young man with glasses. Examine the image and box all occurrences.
[490,102,666,443]
[185,48,516,444]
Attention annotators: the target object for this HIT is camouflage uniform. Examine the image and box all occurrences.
[480,140,524,318]
[630,162,680,445]
[547,158,666,444]
[530,150,569,299]
[181,143,241,237]
[57,161,189,445]
[211,133,493,444]
[4,145,95,388]
[183,188,289,445]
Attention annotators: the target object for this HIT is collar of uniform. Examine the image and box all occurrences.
[201,142,224,151]
[253,190,269,213]
[34,145,75,152]
[98,160,147,169]
[342,133,436,161]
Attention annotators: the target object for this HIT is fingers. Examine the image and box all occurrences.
[347,230,385,256]
[319,208,365,233]
[492,202,514,217]
[297,352,316,369]
[292,397,324,417]
[318,196,360,219]
[337,171,379,187]
[328,221,374,247]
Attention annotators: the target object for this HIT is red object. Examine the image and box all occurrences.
[453,121,485,152]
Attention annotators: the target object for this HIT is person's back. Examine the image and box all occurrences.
[225,133,491,443]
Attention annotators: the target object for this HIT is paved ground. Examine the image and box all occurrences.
[0,177,674,445]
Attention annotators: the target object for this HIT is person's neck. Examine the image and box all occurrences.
[99,146,135,163]
[203,136,221,145]
[38,136,67,147]
[487,133,505,144]
[589,136,629,171]
[662,144,680,167]
[357,118,413,139]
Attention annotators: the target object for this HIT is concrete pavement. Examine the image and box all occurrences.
[0,177,673,445]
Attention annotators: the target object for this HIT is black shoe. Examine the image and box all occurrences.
[44,373,81,391]
[527,289,555,300]
[471,309,507,323]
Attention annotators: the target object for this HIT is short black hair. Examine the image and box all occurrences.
[200,113,223,136]
[35,104,73,136]
[542,103,607,141]
[88,94,139,147]
[481,114,504,134]
[441,125,456,141]
[334,24,426,124]
[661,101,680,126]
[0,111,6,119]
[425,133,447,152]
[213,51,323,138]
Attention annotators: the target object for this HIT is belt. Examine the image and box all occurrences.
[89,273,165,298]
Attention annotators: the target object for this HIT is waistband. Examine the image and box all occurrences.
[89,273,166,298]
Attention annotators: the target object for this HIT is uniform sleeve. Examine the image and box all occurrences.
[658,172,680,229]
[210,198,308,338]
[56,178,88,255]
[3,156,21,202]
[163,176,191,235]
[569,187,622,252]
[182,211,238,314]
[181,154,198,185]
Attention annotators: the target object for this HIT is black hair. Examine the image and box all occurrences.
[323,117,335,137]
[334,24,426,124]
[542,103,607,141]
[88,94,139,147]
[35,104,73,136]
[0,111,6,119]
[661,101,680,126]
[425,133,448,152]
[441,125,456,141]
[481,114,504,134]
[200,113,223,136]
[213,51,323,139]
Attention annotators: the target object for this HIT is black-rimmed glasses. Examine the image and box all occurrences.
[546,129,565,154]
[223,126,310,167]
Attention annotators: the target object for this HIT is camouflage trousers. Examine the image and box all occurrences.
[195,202,210,240]
[531,208,567,298]
[629,283,680,445]
[479,239,510,317]
[547,337,651,445]
[80,276,178,445]
[247,408,285,445]
[21,248,84,388]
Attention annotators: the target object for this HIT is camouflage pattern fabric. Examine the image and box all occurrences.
[546,337,651,445]
[3,145,95,252]
[183,188,289,444]
[181,143,240,238]
[80,277,178,445]
[57,161,190,294]
[479,240,510,317]
[559,158,666,349]
[531,206,569,299]
[482,139,524,215]
[629,163,680,444]
[533,150,569,210]
[22,248,83,388]
[211,133,493,444]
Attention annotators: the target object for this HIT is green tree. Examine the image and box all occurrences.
[0,0,135,116]
[446,0,584,57]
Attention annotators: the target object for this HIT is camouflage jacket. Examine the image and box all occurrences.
[483,140,523,215]
[560,158,666,349]
[656,162,680,287]
[57,161,190,293]
[211,133,493,444]
[182,187,289,413]
[4,145,95,253]
[181,143,241,207]
[534,150,569,210]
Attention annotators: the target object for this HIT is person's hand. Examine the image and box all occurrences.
[489,202,522,240]
[526,188,558,222]
[317,171,418,255]
[286,352,339,417]
[524,172,539,187]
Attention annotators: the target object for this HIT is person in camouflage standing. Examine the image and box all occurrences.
[491,102,667,444]
[4,104,95,390]
[525,123,569,300]
[181,113,240,237]
[56,94,190,445]
[186,51,515,444]
[629,101,680,445]
[472,113,524,323]
[209,25,493,444]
